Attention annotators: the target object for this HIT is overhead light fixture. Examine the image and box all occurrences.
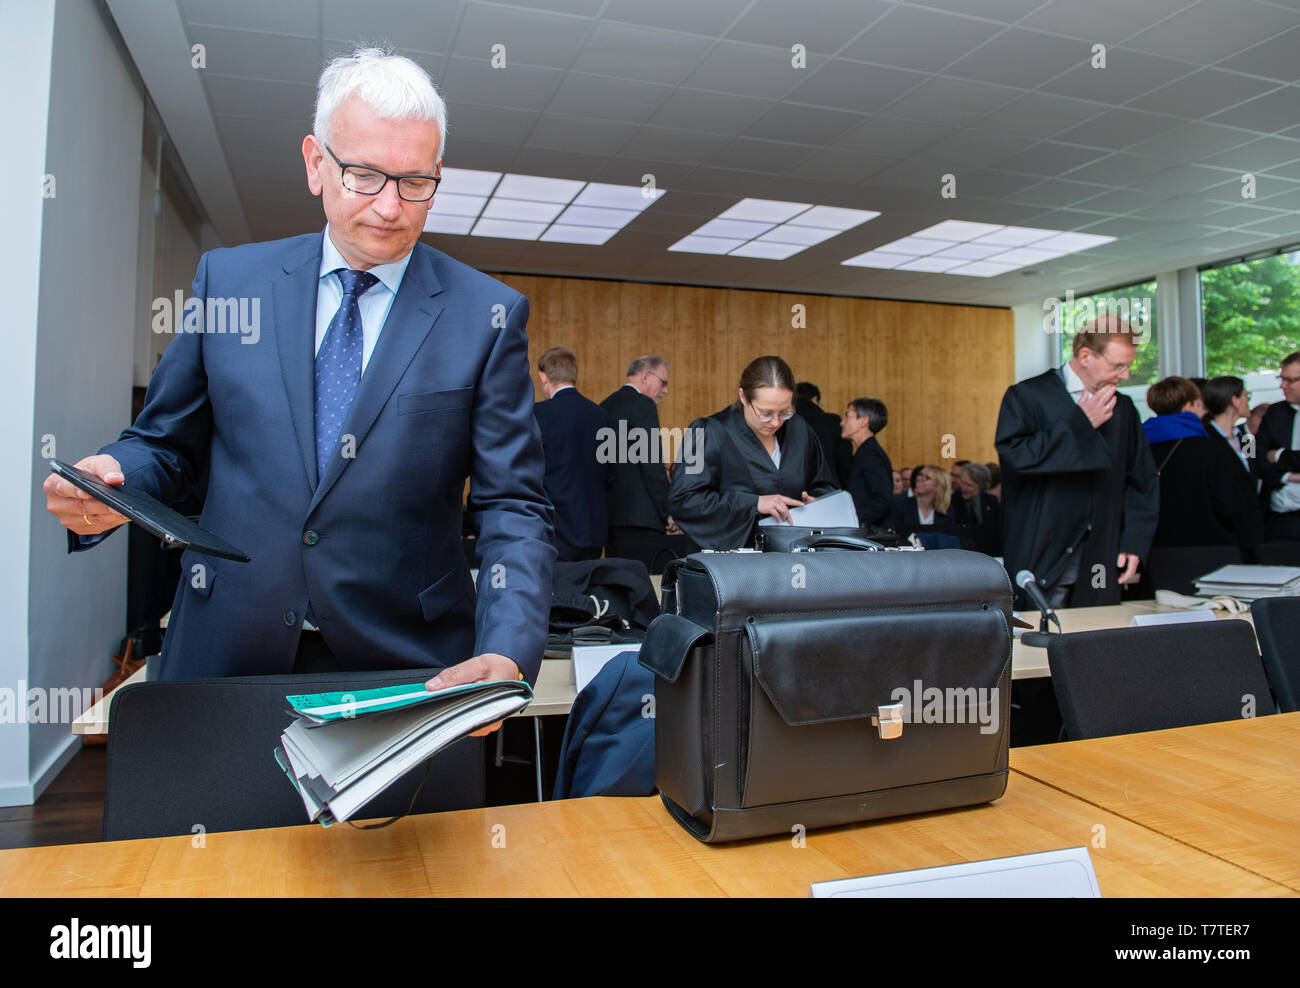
[423,168,665,243]
[843,222,1114,277]
[669,197,879,258]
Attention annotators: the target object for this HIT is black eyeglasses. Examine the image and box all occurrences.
[323,143,441,202]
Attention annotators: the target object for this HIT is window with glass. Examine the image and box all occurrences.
[1201,248,1300,378]
[1053,279,1159,386]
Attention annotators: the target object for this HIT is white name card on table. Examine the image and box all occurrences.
[1129,610,1218,628]
[571,643,642,694]
[809,847,1101,898]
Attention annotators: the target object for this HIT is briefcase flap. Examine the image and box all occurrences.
[639,613,713,684]
[745,607,1010,727]
[681,549,1012,628]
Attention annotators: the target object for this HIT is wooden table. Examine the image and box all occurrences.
[5,717,1297,897]
[1012,712,1300,893]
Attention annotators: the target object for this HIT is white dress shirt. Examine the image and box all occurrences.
[1062,361,1086,404]
[315,225,413,373]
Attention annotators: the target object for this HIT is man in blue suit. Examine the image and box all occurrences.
[533,347,613,561]
[43,49,554,709]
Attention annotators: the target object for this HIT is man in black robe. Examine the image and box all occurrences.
[996,321,1158,609]
[794,382,854,486]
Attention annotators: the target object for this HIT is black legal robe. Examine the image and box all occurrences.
[846,435,894,526]
[995,368,1159,606]
[668,405,837,550]
[1150,432,1263,550]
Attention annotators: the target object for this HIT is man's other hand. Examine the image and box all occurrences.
[43,454,130,535]
[425,652,521,736]
[1079,385,1117,429]
[1117,552,1140,586]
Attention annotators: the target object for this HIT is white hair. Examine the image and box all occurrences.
[314,47,447,162]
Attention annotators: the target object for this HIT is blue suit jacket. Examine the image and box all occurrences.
[88,232,555,682]
[533,387,612,551]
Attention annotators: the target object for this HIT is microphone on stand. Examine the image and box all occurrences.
[1016,570,1062,647]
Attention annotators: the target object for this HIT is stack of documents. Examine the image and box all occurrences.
[275,680,532,826]
[1193,564,1300,601]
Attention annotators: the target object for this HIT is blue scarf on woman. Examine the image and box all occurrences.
[1143,410,1207,445]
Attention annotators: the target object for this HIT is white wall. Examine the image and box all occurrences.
[0,1,57,805]
[9,0,144,804]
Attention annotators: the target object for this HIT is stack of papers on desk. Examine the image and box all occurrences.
[1193,564,1300,602]
[274,680,532,826]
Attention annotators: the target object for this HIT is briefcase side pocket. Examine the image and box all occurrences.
[641,613,714,827]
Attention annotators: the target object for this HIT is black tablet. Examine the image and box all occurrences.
[49,459,251,562]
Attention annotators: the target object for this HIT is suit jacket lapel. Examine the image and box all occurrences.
[272,238,324,492]
[310,244,446,512]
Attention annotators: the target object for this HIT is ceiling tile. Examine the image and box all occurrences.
[682,42,821,99]
[878,76,1020,125]
[743,102,866,145]
[1127,68,1282,118]
[202,75,316,122]
[908,0,1046,23]
[785,60,927,113]
[839,6,1003,71]
[181,27,323,84]
[834,116,958,156]
[441,57,565,111]
[451,3,592,67]
[546,73,671,122]
[443,101,540,144]
[215,114,308,151]
[1065,152,1179,185]
[617,125,732,163]
[1020,0,1196,43]
[946,30,1092,89]
[785,147,898,183]
[508,145,608,179]
[1003,180,1113,208]
[524,113,638,154]
[648,89,772,133]
[1207,86,1300,133]
[570,21,712,84]
[182,0,328,35]
[1038,48,1193,104]
[995,142,1107,177]
[1218,25,1300,82]
[323,0,466,52]
[1202,136,1300,171]
[1126,0,1300,63]
[1053,108,1186,151]
[1069,188,1162,213]
[703,136,816,173]
[976,93,1108,139]
[1127,121,1259,160]
[724,0,893,54]
[602,0,754,37]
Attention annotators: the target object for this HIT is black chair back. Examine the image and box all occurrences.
[104,669,485,841]
[1251,596,1300,712]
[1145,545,1242,595]
[1046,620,1274,741]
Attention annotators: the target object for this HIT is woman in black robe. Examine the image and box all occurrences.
[668,355,837,549]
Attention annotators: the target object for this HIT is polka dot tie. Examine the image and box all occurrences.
[315,268,379,475]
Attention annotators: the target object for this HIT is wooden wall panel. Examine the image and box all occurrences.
[490,272,1013,472]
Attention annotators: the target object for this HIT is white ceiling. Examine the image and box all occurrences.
[158,0,1300,306]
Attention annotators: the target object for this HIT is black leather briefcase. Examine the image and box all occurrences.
[640,549,1013,842]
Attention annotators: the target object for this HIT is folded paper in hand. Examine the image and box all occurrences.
[274,680,532,826]
[757,489,859,528]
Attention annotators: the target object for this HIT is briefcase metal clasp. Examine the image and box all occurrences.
[871,702,904,740]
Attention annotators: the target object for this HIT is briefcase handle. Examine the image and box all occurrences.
[789,534,885,552]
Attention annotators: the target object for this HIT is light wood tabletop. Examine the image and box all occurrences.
[0,764,1291,897]
[1011,711,1300,893]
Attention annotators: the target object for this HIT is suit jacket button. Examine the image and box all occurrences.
[283,610,297,626]
[303,530,319,546]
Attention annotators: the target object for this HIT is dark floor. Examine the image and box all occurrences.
[0,745,107,850]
